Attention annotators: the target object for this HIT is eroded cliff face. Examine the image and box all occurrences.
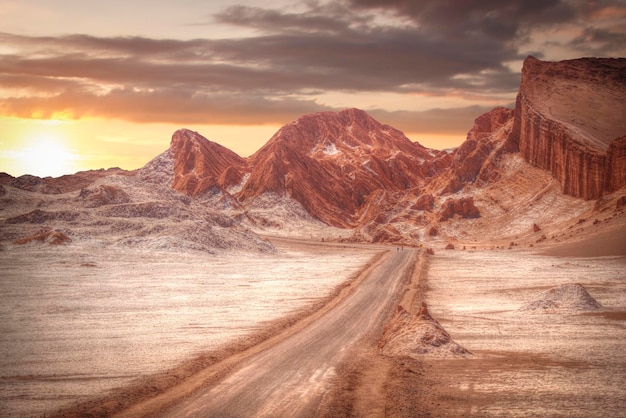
[508,56,626,199]
[452,107,514,185]
[605,136,626,193]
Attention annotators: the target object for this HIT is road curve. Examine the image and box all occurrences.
[162,249,416,417]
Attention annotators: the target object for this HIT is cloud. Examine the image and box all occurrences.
[0,88,334,125]
[370,105,511,136]
[348,0,574,37]
[0,0,624,135]
[0,25,520,94]
[347,0,626,55]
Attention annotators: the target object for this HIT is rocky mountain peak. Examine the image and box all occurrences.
[170,129,247,196]
[238,109,437,227]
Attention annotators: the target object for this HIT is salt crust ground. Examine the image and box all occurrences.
[0,239,379,417]
[2,234,624,417]
[416,249,626,417]
[1,158,624,417]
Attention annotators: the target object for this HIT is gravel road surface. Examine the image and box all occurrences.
[162,249,415,417]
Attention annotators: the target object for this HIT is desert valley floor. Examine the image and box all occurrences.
[1,55,625,417]
[0,232,624,417]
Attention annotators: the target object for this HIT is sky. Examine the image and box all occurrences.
[1,0,625,177]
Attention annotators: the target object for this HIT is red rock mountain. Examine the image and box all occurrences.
[156,56,625,239]
[169,129,248,196]
[4,56,624,249]
[238,108,436,227]
[507,56,626,199]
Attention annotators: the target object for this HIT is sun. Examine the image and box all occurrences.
[8,132,81,178]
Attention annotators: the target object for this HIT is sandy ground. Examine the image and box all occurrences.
[316,226,626,417]
[160,249,416,417]
[0,239,380,417]
[4,229,624,417]
[413,248,626,417]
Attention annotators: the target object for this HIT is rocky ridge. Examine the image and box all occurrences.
[169,128,248,196]
[238,108,439,227]
[1,56,625,250]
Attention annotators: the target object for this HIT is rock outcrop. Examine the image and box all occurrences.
[5,209,80,224]
[79,184,131,208]
[13,227,72,245]
[10,175,61,194]
[605,136,626,193]
[46,168,133,193]
[507,56,626,199]
[170,129,248,196]
[438,197,480,221]
[378,303,471,358]
[453,107,514,184]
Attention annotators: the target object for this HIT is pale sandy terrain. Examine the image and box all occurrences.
[417,249,626,417]
[1,198,624,417]
[0,239,379,417]
[315,237,626,417]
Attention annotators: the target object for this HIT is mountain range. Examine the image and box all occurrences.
[1,56,625,252]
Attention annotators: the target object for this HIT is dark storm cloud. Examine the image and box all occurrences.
[347,0,626,54]
[570,26,626,55]
[347,0,577,38]
[214,3,367,34]
[211,3,522,91]
[0,21,522,97]
[1,0,624,133]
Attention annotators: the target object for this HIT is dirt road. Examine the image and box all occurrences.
[161,248,416,417]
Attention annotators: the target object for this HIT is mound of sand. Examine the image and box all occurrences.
[520,283,603,313]
[378,303,471,358]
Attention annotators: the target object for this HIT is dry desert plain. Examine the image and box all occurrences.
[0,222,625,417]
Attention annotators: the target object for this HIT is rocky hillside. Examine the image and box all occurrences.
[238,108,442,227]
[169,128,248,196]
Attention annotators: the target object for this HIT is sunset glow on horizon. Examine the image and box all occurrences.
[1,0,625,177]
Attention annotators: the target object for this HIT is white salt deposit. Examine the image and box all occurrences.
[0,243,378,417]
[520,283,603,312]
[425,250,626,417]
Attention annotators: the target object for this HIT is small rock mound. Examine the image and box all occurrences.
[5,209,80,224]
[520,283,603,313]
[10,175,61,194]
[79,184,131,208]
[438,197,480,221]
[13,228,72,245]
[378,303,471,358]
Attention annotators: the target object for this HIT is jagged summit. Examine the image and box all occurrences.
[239,108,437,227]
[260,108,430,156]
[170,129,247,196]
